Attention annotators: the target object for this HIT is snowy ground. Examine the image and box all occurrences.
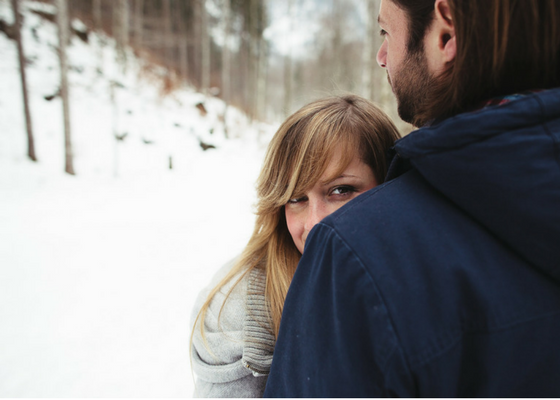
[0,1,275,396]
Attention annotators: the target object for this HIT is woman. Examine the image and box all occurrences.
[190,94,400,397]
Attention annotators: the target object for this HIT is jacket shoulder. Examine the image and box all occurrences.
[311,168,560,396]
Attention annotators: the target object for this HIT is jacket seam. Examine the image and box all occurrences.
[322,217,560,375]
[408,309,560,370]
[315,220,414,390]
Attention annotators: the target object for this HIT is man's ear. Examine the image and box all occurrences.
[434,0,456,63]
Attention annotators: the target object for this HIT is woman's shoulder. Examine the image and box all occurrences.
[242,267,275,377]
[190,257,252,382]
[190,258,272,396]
[191,256,249,337]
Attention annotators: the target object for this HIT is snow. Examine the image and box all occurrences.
[0,1,276,396]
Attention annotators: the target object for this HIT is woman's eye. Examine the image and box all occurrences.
[331,186,355,196]
[287,196,307,204]
[380,29,387,37]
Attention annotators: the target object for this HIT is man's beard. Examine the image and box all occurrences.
[389,47,435,127]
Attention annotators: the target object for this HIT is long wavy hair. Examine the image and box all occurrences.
[192,94,400,344]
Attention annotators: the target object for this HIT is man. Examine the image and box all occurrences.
[264,0,560,397]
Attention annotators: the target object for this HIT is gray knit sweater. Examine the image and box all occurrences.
[190,259,275,397]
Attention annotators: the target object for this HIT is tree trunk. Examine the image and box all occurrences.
[221,0,231,103]
[283,0,293,117]
[56,0,75,175]
[248,0,260,119]
[114,0,129,69]
[255,2,267,121]
[11,0,37,162]
[283,53,292,117]
[162,0,172,65]
[241,25,251,114]
[134,0,144,49]
[361,0,374,100]
[200,0,210,93]
[122,0,130,50]
[330,0,342,85]
[93,0,102,32]
[192,0,201,87]
[110,81,119,177]
[92,0,103,73]
[177,4,188,82]
[256,36,268,121]
[362,0,383,102]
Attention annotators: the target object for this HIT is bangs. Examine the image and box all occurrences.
[283,113,361,203]
[255,94,398,216]
[291,136,357,198]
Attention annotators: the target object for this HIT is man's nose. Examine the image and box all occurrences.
[377,41,387,68]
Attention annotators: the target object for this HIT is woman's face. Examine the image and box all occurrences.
[285,149,378,254]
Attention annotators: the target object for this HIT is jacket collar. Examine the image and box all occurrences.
[390,87,560,283]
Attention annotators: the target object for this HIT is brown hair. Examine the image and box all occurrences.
[391,0,560,126]
[389,0,435,53]
[192,94,400,346]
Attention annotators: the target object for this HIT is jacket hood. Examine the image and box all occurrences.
[394,87,560,282]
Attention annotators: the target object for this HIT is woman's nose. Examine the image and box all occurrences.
[304,202,328,232]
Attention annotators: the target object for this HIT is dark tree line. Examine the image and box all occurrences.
[60,0,399,125]
[67,0,268,119]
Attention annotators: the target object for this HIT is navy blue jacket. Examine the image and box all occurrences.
[264,88,560,397]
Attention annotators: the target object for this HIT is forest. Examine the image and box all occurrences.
[6,0,405,123]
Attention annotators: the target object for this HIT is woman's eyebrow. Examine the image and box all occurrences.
[321,174,358,185]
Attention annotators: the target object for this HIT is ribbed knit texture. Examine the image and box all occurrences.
[191,260,274,397]
[242,268,275,376]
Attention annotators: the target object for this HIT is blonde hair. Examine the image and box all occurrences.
[192,94,400,348]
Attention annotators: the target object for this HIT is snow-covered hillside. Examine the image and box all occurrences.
[0,1,275,396]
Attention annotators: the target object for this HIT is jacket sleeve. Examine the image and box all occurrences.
[190,260,268,398]
[263,223,411,397]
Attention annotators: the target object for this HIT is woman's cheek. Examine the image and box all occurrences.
[285,207,304,253]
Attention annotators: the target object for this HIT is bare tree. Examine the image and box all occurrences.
[114,0,129,69]
[11,0,37,162]
[93,0,102,32]
[362,0,383,102]
[176,1,189,82]
[330,0,343,85]
[55,0,74,175]
[247,0,266,120]
[122,1,130,50]
[191,0,201,86]
[133,0,144,49]
[221,0,231,103]
[283,0,294,117]
[200,0,210,92]
[162,0,172,65]
[254,0,268,120]
[92,0,103,74]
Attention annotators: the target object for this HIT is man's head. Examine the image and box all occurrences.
[378,0,560,127]
[377,0,439,126]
